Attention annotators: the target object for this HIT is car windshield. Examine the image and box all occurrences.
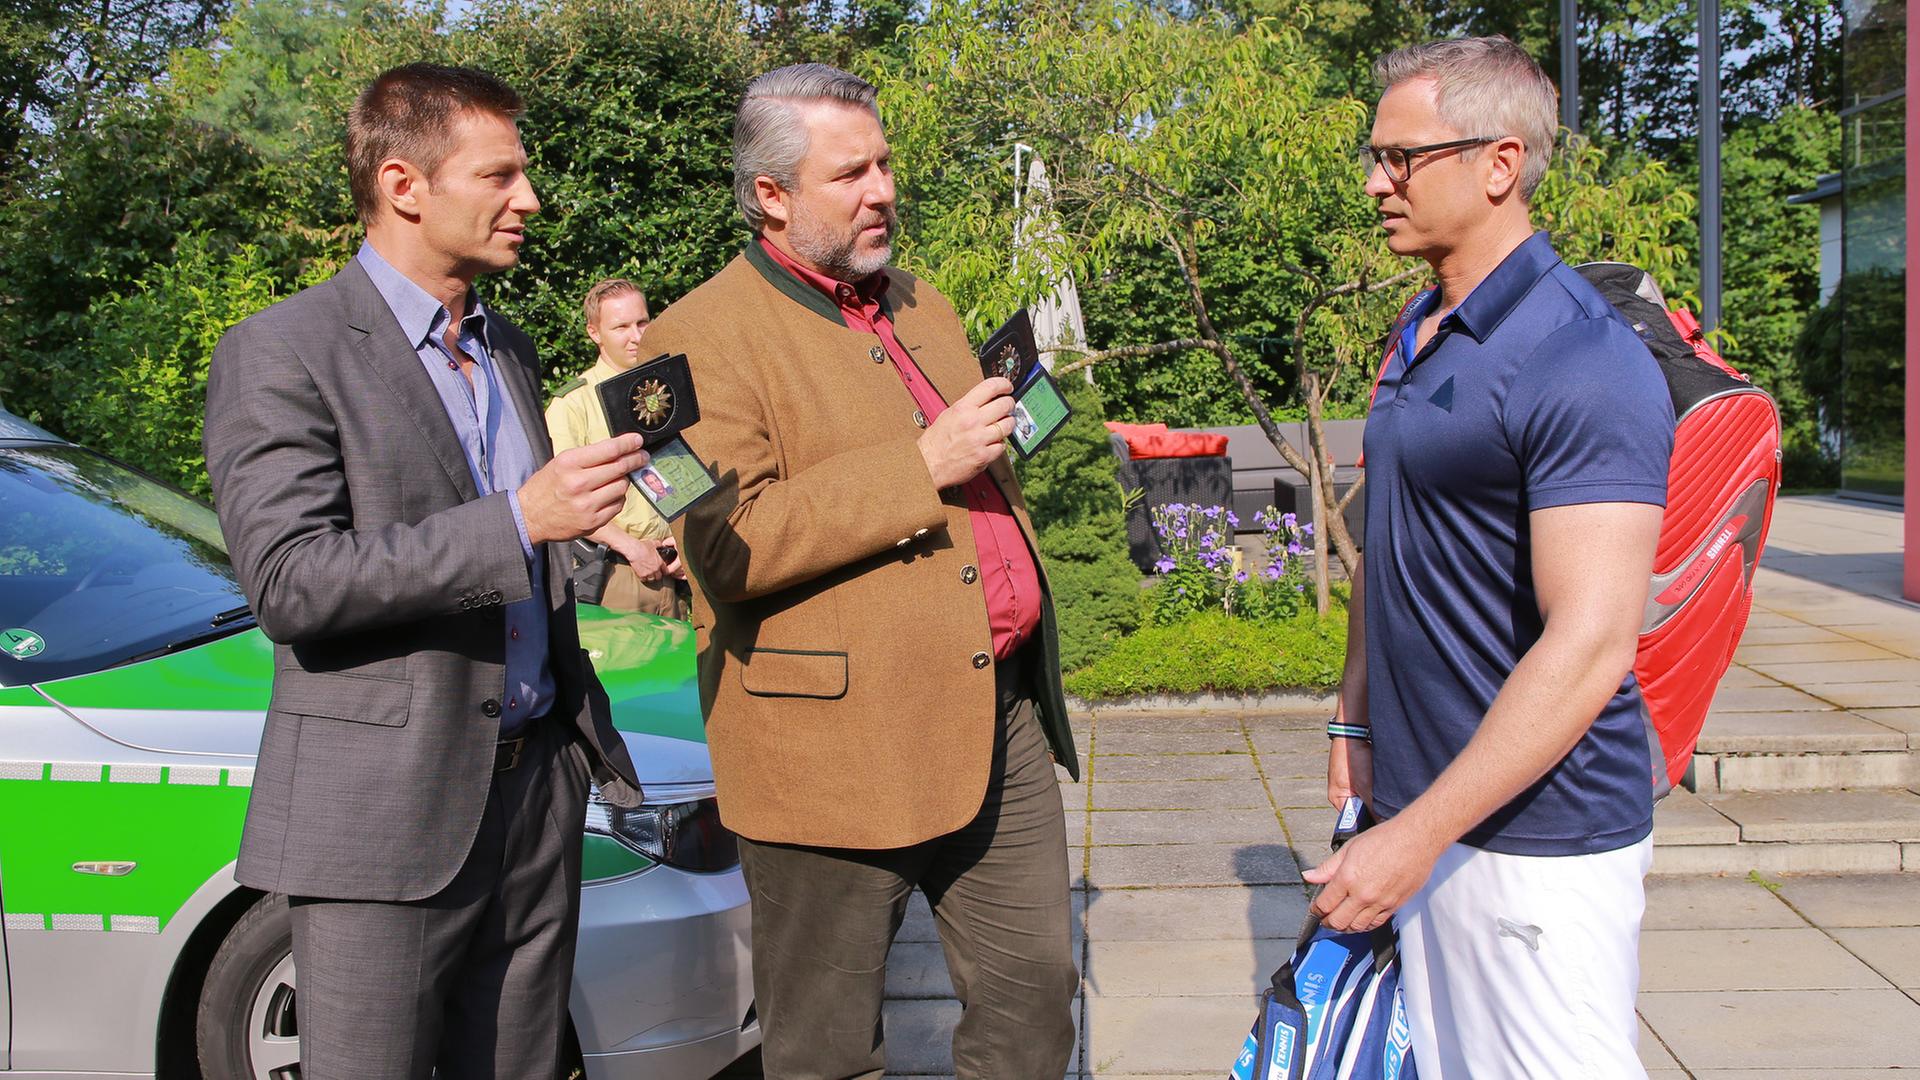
[0,445,251,686]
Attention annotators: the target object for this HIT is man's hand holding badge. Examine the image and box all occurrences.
[978,309,1072,459]
[594,352,719,521]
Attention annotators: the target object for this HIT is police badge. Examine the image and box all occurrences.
[977,308,1039,385]
[595,352,717,521]
[597,352,700,450]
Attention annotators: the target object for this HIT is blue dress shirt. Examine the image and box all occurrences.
[357,243,554,735]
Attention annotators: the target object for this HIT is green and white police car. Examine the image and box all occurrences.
[0,410,758,1078]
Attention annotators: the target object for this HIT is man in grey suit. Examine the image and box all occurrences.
[203,63,650,1078]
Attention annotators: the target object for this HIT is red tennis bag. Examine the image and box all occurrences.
[1572,262,1781,795]
[1367,264,1782,796]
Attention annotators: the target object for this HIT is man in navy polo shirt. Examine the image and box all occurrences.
[1303,37,1675,1078]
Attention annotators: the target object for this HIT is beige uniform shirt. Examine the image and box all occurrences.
[544,357,671,542]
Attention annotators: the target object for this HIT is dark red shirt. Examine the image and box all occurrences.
[757,237,1041,659]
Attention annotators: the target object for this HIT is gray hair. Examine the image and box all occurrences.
[1373,36,1558,201]
[732,63,881,231]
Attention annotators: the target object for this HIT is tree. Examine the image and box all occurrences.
[873,0,1695,613]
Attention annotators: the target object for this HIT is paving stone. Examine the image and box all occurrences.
[1087,809,1281,847]
[1715,665,1782,689]
[1247,728,1328,758]
[886,941,956,999]
[1829,927,1920,989]
[1812,682,1920,710]
[1689,1060,1920,1068]
[1690,1071,1920,1079]
[1747,657,1920,686]
[1638,1016,1680,1070]
[1772,873,1920,928]
[1732,624,1852,647]
[1707,685,1842,712]
[1092,712,1243,734]
[1265,776,1332,808]
[1087,842,1301,888]
[1710,749,1920,792]
[1082,995,1261,1076]
[881,998,963,1075]
[1651,840,1903,876]
[1640,874,1802,931]
[1735,640,1903,664]
[1652,787,1740,845]
[1065,810,1089,845]
[1280,807,1339,869]
[1091,779,1271,811]
[1083,885,1307,942]
[1083,938,1294,998]
[1704,788,1920,843]
[1635,989,1920,1070]
[1093,730,1250,756]
[1241,711,1327,732]
[880,998,1081,1075]
[1695,709,1909,753]
[1092,753,1261,783]
[1638,928,1886,991]
[1253,748,1327,780]
[1856,707,1920,748]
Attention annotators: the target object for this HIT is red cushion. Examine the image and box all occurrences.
[1126,431,1229,459]
[1104,421,1169,438]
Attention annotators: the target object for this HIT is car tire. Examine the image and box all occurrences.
[196,893,301,1080]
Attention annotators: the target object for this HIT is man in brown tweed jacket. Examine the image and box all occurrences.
[643,63,1080,1079]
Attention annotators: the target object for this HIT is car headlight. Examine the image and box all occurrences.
[585,787,739,873]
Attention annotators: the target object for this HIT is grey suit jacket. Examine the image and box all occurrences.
[204,259,644,902]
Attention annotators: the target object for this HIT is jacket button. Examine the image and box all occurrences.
[971,651,990,669]
[870,346,886,364]
[481,698,501,718]
[960,564,979,585]
[912,409,928,429]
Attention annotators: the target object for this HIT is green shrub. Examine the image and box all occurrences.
[1014,374,1141,671]
[65,235,287,497]
[1064,607,1347,698]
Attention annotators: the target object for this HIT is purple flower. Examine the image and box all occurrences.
[1204,506,1220,519]
[1287,541,1303,555]
[1303,522,1315,536]
[1282,512,1298,529]
[1226,511,1240,527]
[1175,528,1187,539]
[1176,587,1187,596]
[1234,570,1249,583]
[1153,557,1175,573]
[1263,563,1283,580]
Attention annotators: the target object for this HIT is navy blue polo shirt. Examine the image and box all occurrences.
[1362,232,1674,857]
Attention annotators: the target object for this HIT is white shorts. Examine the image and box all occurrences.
[1393,835,1654,1080]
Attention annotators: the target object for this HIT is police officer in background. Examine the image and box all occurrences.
[545,278,687,618]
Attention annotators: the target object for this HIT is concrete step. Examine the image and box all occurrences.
[1652,787,1920,875]
[1688,708,1920,793]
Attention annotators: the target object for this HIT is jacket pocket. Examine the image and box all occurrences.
[269,670,412,727]
[740,648,848,700]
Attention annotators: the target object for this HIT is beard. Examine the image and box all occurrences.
[788,197,898,281]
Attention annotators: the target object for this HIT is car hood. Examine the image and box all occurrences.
[30,609,711,785]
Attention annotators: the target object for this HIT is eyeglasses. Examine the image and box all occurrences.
[1357,138,1498,183]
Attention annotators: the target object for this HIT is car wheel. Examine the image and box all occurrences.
[196,893,300,1080]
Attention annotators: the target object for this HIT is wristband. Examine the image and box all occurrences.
[1326,720,1372,742]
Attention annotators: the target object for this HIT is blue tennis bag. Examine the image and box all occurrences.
[1229,798,1417,1080]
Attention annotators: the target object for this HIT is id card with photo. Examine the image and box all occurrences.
[1008,366,1072,459]
[631,437,717,521]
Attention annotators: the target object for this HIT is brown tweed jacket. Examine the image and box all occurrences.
[647,244,1078,849]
